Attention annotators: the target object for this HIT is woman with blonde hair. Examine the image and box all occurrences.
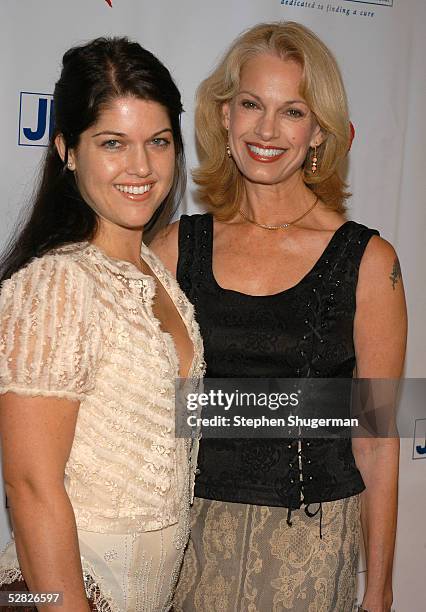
[153,21,405,612]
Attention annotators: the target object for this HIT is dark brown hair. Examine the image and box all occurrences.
[1,37,185,282]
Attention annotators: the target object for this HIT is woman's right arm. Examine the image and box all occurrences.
[0,257,101,611]
[0,393,91,612]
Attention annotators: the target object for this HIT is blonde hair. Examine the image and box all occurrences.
[194,21,351,219]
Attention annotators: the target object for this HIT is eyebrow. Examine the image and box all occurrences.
[92,128,173,138]
[237,90,307,105]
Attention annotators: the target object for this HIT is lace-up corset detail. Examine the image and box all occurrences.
[177,214,379,509]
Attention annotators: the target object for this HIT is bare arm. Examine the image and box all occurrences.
[0,393,90,612]
[149,220,180,277]
[352,236,407,612]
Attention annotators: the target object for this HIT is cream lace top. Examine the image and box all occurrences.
[0,241,204,534]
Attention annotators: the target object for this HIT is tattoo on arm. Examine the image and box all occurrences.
[389,258,401,290]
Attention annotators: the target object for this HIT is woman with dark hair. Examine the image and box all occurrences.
[153,22,406,612]
[0,37,204,611]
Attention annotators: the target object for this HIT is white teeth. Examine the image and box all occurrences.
[115,184,152,195]
[248,144,284,157]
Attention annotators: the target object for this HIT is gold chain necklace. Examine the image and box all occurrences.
[239,195,319,230]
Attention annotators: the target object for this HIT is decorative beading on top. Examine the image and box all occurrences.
[177,213,379,513]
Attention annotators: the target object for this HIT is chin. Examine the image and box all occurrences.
[115,215,153,230]
[244,172,284,186]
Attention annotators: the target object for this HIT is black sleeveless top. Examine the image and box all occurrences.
[177,213,379,510]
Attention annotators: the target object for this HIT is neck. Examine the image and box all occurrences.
[241,172,317,224]
[91,221,144,269]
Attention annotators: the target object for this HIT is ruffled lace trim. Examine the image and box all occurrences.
[0,385,83,401]
[0,564,118,612]
[0,566,22,585]
[81,559,119,612]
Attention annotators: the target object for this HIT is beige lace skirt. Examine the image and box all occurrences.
[173,496,360,612]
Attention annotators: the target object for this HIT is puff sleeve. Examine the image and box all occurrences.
[0,255,102,400]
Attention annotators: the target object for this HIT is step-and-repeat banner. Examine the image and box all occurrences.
[0,1,425,609]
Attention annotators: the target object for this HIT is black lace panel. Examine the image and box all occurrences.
[177,214,379,508]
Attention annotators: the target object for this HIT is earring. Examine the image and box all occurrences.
[311,146,318,174]
[67,162,73,170]
[226,144,232,158]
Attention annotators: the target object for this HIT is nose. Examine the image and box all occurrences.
[254,111,279,142]
[126,144,152,177]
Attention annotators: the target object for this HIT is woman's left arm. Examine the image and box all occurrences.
[352,236,407,612]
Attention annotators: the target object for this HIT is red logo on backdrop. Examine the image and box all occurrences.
[105,0,112,6]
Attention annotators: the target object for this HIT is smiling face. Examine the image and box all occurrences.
[222,53,323,187]
[62,96,175,234]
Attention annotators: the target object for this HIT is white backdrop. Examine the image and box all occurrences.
[0,1,425,610]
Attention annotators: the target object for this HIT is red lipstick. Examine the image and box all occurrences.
[246,142,286,163]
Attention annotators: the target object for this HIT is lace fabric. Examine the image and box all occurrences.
[0,241,204,532]
[177,214,379,509]
[174,495,361,611]
[0,564,115,612]
[0,524,187,612]
[0,241,205,611]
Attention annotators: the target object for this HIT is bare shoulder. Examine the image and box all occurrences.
[358,235,404,295]
[149,220,180,277]
[354,236,407,377]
